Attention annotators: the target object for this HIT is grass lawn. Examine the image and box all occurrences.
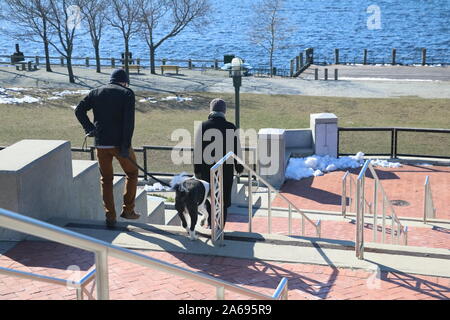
[1,91,449,174]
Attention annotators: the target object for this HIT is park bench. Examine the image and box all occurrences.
[15,60,37,72]
[121,64,141,74]
[161,65,179,75]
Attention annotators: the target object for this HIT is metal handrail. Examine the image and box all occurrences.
[0,266,96,300]
[424,176,436,223]
[210,152,321,246]
[342,171,373,218]
[0,207,287,300]
[355,160,408,260]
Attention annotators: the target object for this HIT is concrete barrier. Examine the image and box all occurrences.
[0,140,76,240]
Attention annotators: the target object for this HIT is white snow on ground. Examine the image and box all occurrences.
[339,77,438,82]
[139,97,158,103]
[47,96,63,100]
[0,87,41,104]
[53,89,90,97]
[144,183,171,192]
[0,96,41,104]
[161,96,192,102]
[285,152,402,181]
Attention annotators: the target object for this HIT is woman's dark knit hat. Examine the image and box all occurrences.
[209,98,227,113]
[110,69,129,84]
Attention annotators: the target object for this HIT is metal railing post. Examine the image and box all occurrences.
[248,170,253,233]
[216,286,225,300]
[288,204,292,235]
[382,195,386,242]
[342,172,348,218]
[268,189,272,234]
[76,288,83,300]
[95,250,110,300]
[143,148,148,181]
[373,179,378,242]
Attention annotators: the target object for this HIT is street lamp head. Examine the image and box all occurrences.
[231,57,243,77]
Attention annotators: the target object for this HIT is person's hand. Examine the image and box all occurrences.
[119,148,130,159]
[236,164,244,175]
[87,130,96,137]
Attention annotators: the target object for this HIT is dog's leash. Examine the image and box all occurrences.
[83,134,172,188]
[126,156,172,188]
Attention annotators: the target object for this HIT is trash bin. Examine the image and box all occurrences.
[223,54,235,64]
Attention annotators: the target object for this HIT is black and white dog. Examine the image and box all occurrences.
[170,173,210,240]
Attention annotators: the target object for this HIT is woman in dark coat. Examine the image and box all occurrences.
[194,98,244,227]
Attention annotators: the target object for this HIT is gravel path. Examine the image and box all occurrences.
[1,65,449,98]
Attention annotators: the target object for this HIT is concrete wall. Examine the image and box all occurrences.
[0,140,76,240]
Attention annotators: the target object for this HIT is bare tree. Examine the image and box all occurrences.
[138,0,210,74]
[76,0,108,73]
[249,0,294,77]
[46,0,82,83]
[1,0,54,72]
[108,0,142,76]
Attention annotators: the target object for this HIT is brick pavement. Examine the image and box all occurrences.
[0,241,449,300]
[272,165,450,220]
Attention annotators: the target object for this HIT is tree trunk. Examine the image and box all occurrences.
[42,18,52,72]
[94,41,101,73]
[124,39,130,76]
[269,50,274,77]
[44,39,52,72]
[67,55,75,83]
[150,46,156,75]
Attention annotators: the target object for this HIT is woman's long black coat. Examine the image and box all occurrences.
[193,114,243,208]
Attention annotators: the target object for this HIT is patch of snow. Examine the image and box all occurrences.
[144,183,171,192]
[139,97,158,103]
[0,95,41,104]
[370,159,402,168]
[47,96,63,100]
[54,90,90,96]
[285,152,403,181]
[6,87,27,92]
[340,77,438,82]
[161,96,192,102]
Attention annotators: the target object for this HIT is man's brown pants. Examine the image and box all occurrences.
[96,147,139,221]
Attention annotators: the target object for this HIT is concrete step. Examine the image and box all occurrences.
[146,195,166,225]
[113,176,126,214]
[72,160,103,221]
[49,217,450,279]
[165,209,181,226]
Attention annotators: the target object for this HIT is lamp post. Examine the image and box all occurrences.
[231,57,243,129]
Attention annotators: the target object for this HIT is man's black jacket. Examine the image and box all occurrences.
[75,83,135,151]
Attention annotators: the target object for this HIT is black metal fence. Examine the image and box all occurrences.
[0,145,257,180]
[338,127,450,159]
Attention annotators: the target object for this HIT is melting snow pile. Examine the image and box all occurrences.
[53,90,90,97]
[161,96,192,102]
[285,152,401,181]
[139,97,158,103]
[0,87,41,104]
[144,183,171,192]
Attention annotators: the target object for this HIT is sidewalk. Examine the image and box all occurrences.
[0,241,448,300]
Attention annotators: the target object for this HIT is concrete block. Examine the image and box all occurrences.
[165,210,181,226]
[0,140,75,240]
[257,129,286,189]
[146,195,166,225]
[113,176,126,214]
[72,160,103,221]
[310,113,338,158]
[231,177,248,206]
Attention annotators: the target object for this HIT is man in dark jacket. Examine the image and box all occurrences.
[194,98,244,227]
[75,69,140,228]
